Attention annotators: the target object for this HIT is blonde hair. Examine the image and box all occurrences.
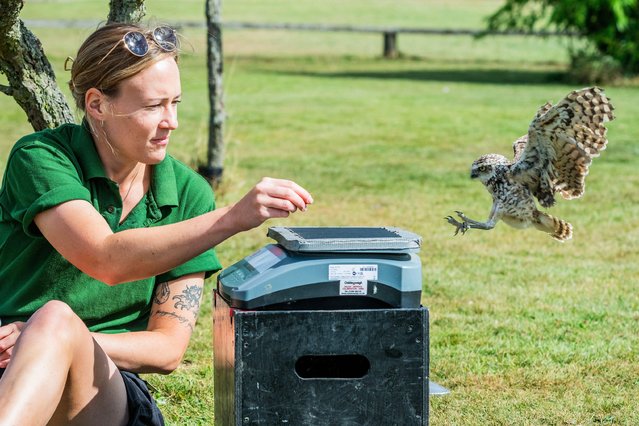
[68,23,180,111]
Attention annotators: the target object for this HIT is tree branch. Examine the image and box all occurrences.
[0,84,12,96]
[0,0,74,130]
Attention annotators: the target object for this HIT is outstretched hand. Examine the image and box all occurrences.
[229,177,313,232]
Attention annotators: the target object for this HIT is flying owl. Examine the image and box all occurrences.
[446,87,615,241]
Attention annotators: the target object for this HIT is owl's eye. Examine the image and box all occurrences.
[479,166,488,172]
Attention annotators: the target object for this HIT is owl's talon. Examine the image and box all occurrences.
[455,211,469,221]
[445,215,469,236]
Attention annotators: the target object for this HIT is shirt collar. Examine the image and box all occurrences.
[72,118,107,180]
[151,155,179,208]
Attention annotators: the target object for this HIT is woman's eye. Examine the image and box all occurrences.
[145,104,161,110]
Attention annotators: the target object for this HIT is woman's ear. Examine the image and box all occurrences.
[85,88,105,121]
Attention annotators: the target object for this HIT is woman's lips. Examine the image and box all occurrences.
[151,136,169,146]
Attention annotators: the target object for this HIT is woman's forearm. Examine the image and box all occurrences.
[92,330,187,374]
[99,205,237,284]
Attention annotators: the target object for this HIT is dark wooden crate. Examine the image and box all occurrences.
[214,291,429,425]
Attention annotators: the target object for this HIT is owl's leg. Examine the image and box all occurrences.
[445,211,496,235]
[532,210,573,241]
[455,211,497,230]
[446,203,501,236]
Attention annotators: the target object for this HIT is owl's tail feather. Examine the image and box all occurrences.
[533,211,573,241]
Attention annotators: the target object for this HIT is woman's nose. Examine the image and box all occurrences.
[160,106,178,130]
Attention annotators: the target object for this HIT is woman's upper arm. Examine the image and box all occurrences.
[34,200,114,279]
[148,272,205,344]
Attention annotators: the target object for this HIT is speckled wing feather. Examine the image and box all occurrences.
[511,102,553,162]
[509,87,614,207]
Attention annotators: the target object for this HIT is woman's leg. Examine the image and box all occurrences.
[0,300,129,426]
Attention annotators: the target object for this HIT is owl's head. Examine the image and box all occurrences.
[470,154,509,183]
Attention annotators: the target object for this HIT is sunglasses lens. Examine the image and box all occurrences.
[123,31,149,56]
[153,26,178,51]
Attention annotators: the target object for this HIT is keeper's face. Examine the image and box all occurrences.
[100,55,181,166]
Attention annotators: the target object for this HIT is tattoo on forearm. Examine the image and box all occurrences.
[154,310,193,331]
[172,285,202,316]
[154,282,170,304]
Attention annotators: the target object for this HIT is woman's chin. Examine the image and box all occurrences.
[146,150,167,165]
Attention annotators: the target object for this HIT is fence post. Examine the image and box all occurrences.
[383,31,398,58]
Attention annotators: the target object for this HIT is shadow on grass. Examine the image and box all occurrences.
[269,68,567,86]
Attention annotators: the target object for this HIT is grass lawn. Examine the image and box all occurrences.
[2,1,639,424]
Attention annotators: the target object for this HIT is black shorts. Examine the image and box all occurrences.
[0,368,164,425]
[121,371,165,426]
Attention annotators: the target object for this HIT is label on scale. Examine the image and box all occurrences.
[328,264,378,280]
[329,264,378,295]
[339,279,368,295]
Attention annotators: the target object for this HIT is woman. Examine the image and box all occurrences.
[0,23,312,425]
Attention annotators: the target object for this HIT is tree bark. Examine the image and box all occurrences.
[201,0,225,186]
[107,0,146,24]
[0,0,74,131]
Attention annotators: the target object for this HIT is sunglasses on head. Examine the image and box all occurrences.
[98,26,178,65]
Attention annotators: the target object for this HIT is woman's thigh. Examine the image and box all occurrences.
[1,301,129,426]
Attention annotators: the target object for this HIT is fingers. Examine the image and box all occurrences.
[0,322,22,366]
[0,325,13,340]
[0,347,12,368]
[0,322,22,342]
[232,177,313,232]
[255,177,313,213]
[262,206,291,220]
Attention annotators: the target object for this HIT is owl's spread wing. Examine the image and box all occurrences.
[511,102,553,162]
[509,87,614,207]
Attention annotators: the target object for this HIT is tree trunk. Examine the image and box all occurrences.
[201,0,225,186]
[0,0,74,131]
[107,0,146,24]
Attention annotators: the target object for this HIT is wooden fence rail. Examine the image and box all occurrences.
[221,22,578,58]
[25,19,578,58]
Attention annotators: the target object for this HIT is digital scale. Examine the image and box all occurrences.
[217,226,424,310]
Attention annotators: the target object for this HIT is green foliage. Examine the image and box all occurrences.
[567,48,624,84]
[486,0,639,79]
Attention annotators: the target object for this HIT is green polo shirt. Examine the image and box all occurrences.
[0,121,222,333]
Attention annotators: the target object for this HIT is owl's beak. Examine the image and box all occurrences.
[470,169,479,179]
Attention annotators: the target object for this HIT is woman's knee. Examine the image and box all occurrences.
[26,300,85,343]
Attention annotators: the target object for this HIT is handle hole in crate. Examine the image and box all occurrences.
[295,354,370,379]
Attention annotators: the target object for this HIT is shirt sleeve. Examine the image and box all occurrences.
[155,169,223,283]
[0,141,91,238]
[156,244,221,283]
